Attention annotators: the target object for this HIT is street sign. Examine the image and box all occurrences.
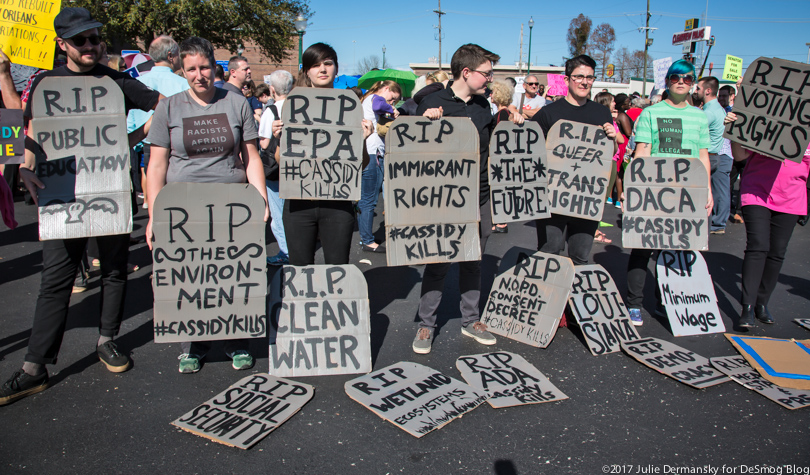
[684,18,699,31]
[672,26,711,45]
[606,64,614,78]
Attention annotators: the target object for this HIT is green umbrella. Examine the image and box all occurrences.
[357,69,418,98]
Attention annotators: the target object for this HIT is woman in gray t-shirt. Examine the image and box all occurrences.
[144,37,269,375]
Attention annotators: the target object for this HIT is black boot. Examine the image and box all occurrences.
[739,304,755,328]
[754,305,775,324]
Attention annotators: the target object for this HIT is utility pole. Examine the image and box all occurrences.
[527,17,534,76]
[518,23,524,75]
[642,0,651,97]
[434,0,445,71]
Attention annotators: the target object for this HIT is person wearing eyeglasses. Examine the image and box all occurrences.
[623,59,712,327]
[1,8,163,405]
[509,75,546,120]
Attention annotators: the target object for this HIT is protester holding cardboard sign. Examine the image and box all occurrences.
[623,59,712,327]
[145,36,268,374]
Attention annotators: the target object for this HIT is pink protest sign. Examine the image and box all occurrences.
[546,74,567,96]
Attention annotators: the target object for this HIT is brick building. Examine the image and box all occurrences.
[214,40,300,85]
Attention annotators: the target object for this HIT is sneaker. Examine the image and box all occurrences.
[412,328,433,354]
[267,253,289,266]
[72,268,88,293]
[606,197,614,204]
[178,354,202,374]
[614,200,622,208]
[711,228,725,235]
[97,341,132,373]
[0,370,50,406]
[629,308,643,326]
[230,350,254,371]
[461,321,497,345]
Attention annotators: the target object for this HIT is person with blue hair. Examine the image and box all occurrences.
[623,59,713,326]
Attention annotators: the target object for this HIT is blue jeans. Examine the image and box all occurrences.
[266,181,287,255]
[710,153,733,231]
[358,154,383,245]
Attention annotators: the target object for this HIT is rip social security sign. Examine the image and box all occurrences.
[481,248,575,348]
[656,250,725,337]
[344,362,487,438]
[622,156,709,251]
[279,88,364,200]
[31,76,132,239]
[724,57,810,163]
[384,117,481,266]
[488,120,549,224]
[151,183,267,343]
[568,264,640,356]
[269,264,371,377]
[545,120,614,221]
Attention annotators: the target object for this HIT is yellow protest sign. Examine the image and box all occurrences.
[0,0,62,70]
[722,54,743,82]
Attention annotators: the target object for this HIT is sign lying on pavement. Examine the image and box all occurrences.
[710,356,810,410]
[621,337,729,389]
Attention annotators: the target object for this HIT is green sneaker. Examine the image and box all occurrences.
[412,327,433,354]
[461,322,497,345]
[178,354,201,374]
[230,350,254,371]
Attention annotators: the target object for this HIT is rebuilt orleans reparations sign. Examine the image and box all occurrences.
[656,250,725,337]
[622,337,729,389]
[488,120,549,224]
[31,76,132,239]
[384,117,481,266]
[151,183,267,343]
[622,156,709,251]
[279,88,365,200]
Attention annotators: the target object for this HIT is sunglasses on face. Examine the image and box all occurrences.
[69,35,102,47]
[524,82,539,86]
[668,74,694,85]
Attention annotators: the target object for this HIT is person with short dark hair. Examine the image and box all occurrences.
[718,85,735,112]
[214,64,226,88]
[695,76,732,235]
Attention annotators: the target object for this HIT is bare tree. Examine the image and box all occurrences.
[566,14,592,58]
[614,47,631,83]
[357,55,382,76]
[612,47,653,83]
[589,23,616,81]
[629,50,654,79]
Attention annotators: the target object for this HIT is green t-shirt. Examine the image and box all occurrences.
[702,99,727,154]
[634,101,710,158]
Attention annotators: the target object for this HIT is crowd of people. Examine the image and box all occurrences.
[0,8,807,406]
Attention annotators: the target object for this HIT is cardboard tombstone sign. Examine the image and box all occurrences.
[568,264,640,355]
[488,121,550,224]
[268,264,371,377]
[655,250,725,336]
[724,57,810,163]
[151,183,267,343]
[794,319,810,331]
[544,120,614,221]
[480,247,575,348]
[344,362,488,438]
[384,117,481,266]
[0,109,24,164]
[726,335,810,391]
[622,157,709,251]
[172,373,314,449]
[456,352,568,408]
[279,88,365,200]
[30,76,132,240]
[710,356,810,410]
[621,337,730,389]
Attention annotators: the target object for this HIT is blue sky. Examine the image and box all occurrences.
[301,0,810,77]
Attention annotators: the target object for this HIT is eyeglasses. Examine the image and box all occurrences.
[471,69,494,80]
[569,75,597,83]
[68,35,102,47]
[668,74,694,85]
[524,82,539,86]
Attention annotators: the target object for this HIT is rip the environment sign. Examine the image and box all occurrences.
[151,183,267,343]
[279,88,365,200]
[269,264,371,377]
[568,264,640,355]
[488,120,549,224]
[622,156,709,251]
[172,373,314,449]
[656,250,725,337]
[384,117,481,266]
[621,337,729,389]
[480,248,575,348]
[724,57,810,163]
[31,76,132,240]
[344,362,488,438]
[545,120,613,221]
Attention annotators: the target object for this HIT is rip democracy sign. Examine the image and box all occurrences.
[30,76,132,240]
[172,373,314,449]
[0,109,24,164]
[622,157,709,251]
[344,362,488,438]
[151,183,267,343]
[621,337,729,389]
[710,356,810,410]
[269,265,371,377]
[481,247,575,348]
[568,264,640,356]
[456,352,568,408]
[724,57,810,163]
[545,120,614,221]
[384,117,481,266]
[488,120,549,224]
[279,88,364,200]
[656,250,725,337]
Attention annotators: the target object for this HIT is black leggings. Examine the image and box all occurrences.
[283,199,355,266]
[740,205,798,306]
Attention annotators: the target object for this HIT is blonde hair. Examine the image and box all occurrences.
[426,70,449,84]
[361,80,402,102]
[490,80,514,108]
